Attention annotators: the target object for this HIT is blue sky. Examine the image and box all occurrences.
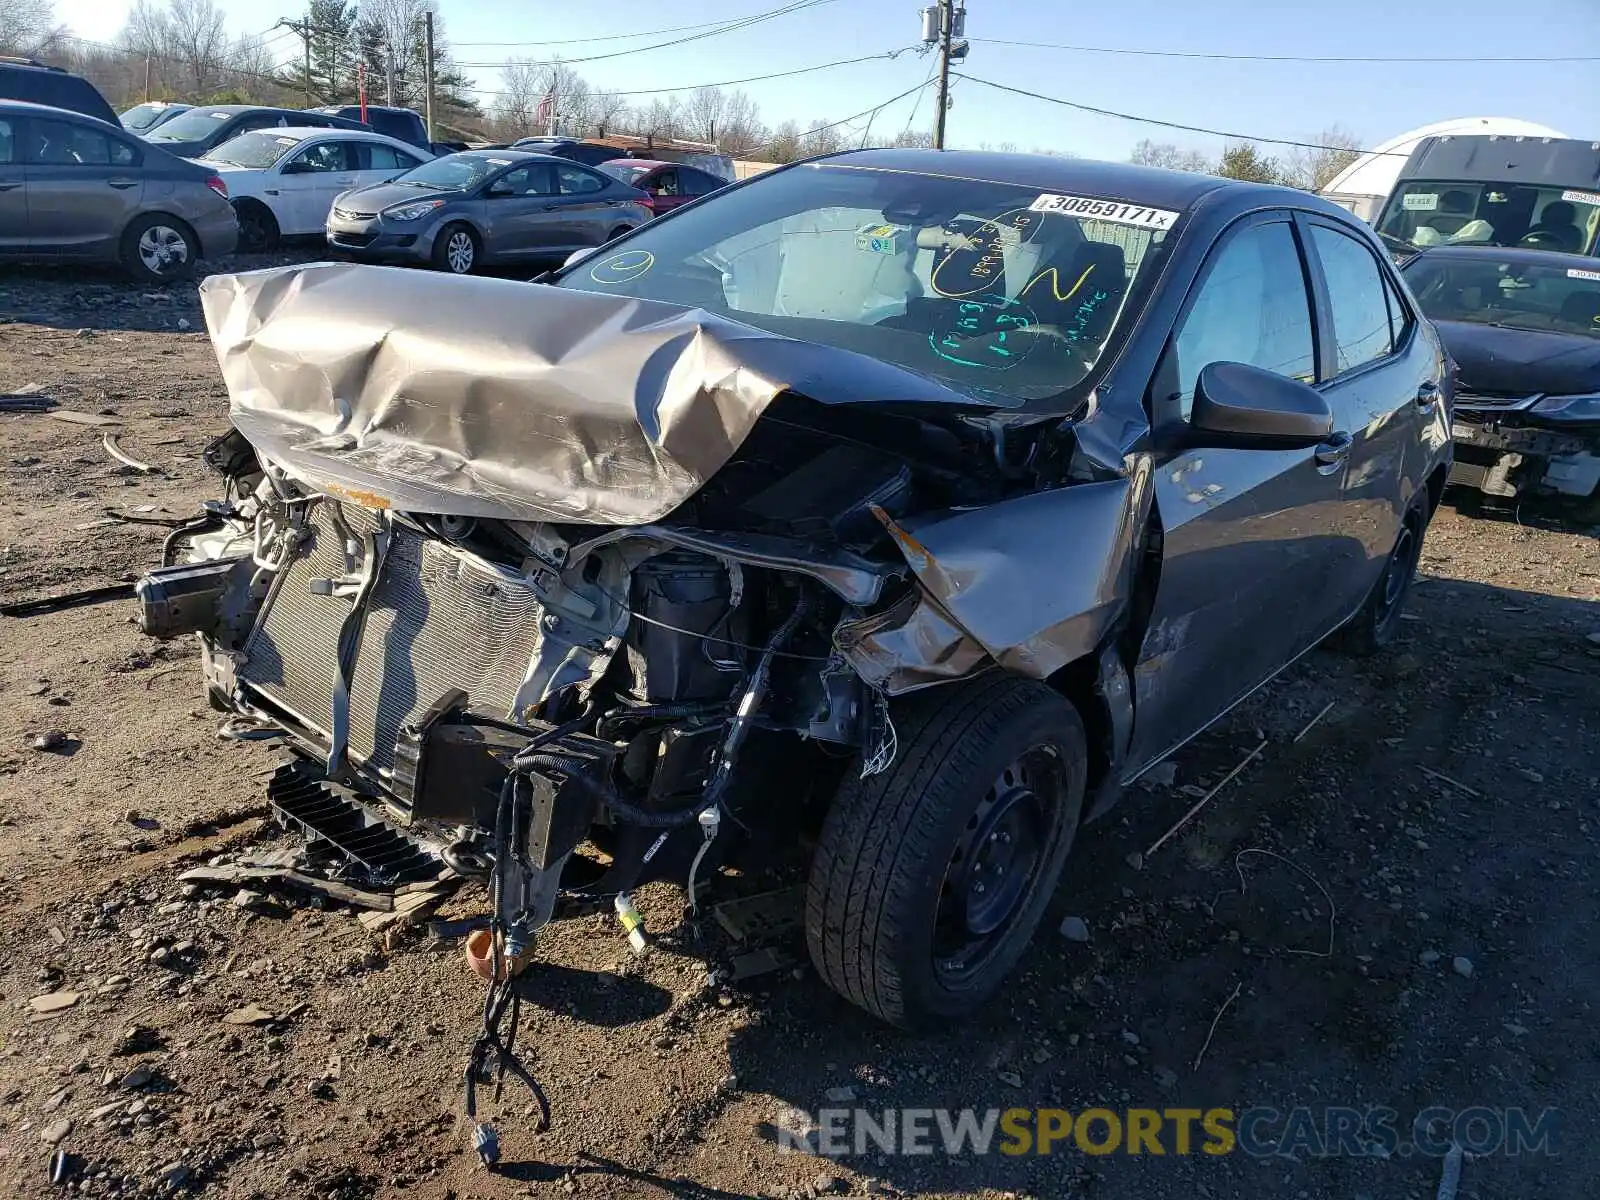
[58,0,1600,159]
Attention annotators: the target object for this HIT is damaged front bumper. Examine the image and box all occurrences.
[1449,395,1600,501]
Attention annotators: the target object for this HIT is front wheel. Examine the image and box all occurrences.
[1332,501,1427,656]
[432,222,479,274]
[121,214,197,284]
[233,199,279,252]
[805,674,1087,1030]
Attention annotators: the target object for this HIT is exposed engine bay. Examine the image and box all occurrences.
[137,262,1152,1162]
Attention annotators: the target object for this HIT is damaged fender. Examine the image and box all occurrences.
[840,458,1154,692]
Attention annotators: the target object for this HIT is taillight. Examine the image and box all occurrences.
[206,175,228,199]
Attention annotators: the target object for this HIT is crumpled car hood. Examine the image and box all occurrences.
[200,261,988,525]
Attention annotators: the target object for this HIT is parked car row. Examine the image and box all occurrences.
[0,98,238,282]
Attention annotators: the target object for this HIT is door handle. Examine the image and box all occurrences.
[264,188,279,196]
[1415,381,1441,410]
[0,182,19,191]
[1314,431,1353,468]
[542,204,561,212]
[107,179,138,190]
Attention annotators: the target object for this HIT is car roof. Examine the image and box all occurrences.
[0,97,118,125]
[607,158,668,169]
[456,149,569,164]
[1404,244,1600,269]
[813,148,1245,209]
[244,125,403,141]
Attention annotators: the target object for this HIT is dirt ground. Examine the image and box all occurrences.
[1,258,1597,1200]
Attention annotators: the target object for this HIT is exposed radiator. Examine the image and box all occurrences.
[240,505,545,777]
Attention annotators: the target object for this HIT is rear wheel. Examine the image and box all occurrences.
[120,214,197,284]
[233,199,279,252]
[805,674,1087,1029]
[1332,500,1427,656]
[432,222,479,274]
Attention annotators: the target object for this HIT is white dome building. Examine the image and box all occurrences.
[1319,116,1568,221]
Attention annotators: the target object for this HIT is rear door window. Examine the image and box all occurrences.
[680,168,721,197]
[557,164,607,195]
[1309,224,1396,374]
[1171,218,1317,419]
[495,163,557,195]
[24,118,131,167]
[0,118,14,164]
[365,143,421,171]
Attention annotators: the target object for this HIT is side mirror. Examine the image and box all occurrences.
[486,184,515,198]
[562,246,598,270]
[279,160,311,175]
[1189,360,1333,449]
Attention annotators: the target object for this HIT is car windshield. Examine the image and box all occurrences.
[120,103,170,131]
[390,153,500,190]
[556,162,1176,408]
[1403,253,1600,339]
[146,108,235,142]
[203,130,302,168]
[1379,182,1600,256]
[601,162,651,184]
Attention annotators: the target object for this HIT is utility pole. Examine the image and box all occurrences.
[143,55,151,103]
[423,10,435,140]
[923,2,967,150]
[276,19,316,107]
[384,42,396,106]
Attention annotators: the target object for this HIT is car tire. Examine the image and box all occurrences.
[805,674,1087,1030]
[1331,499,1428,657]
[432,222,479,274]
[605,225,635,241]
[120,214,198,284]
[233,199,279,253]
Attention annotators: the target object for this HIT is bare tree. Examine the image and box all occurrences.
[491,58,543,136]
[1130,139,1212,172]
[892,129,935,149]
[0,0,65,57]
[638,96,683,140]
[166,0,230,95]
[680,86,763,152]
[589,89,630,138]
[1285,126,1363,192]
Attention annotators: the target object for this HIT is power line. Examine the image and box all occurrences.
[453,9,819,48]
[952,73,1414,157]
[738,77,936,157]
[454,0,840,68]
[968,36,1600,64]
[573,49,914,100]
[901,52,939,138]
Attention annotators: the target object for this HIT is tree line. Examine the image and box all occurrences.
[1130,134,1363,192]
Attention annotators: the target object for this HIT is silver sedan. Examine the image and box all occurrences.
[325,149,653,273]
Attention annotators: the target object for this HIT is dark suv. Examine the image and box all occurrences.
[0,58,118,125]
[142,105,368,159]
[308,105,428,150]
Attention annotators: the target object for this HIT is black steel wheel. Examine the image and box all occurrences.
[1333,501,1427,656]
[805,674,1087,1029]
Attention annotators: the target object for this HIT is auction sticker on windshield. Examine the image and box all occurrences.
[1568,268,1600,282]
[1561,189,1600,207]
[1028,194,1179,230]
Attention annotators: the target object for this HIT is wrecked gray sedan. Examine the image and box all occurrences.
[139,152,1452,1046]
